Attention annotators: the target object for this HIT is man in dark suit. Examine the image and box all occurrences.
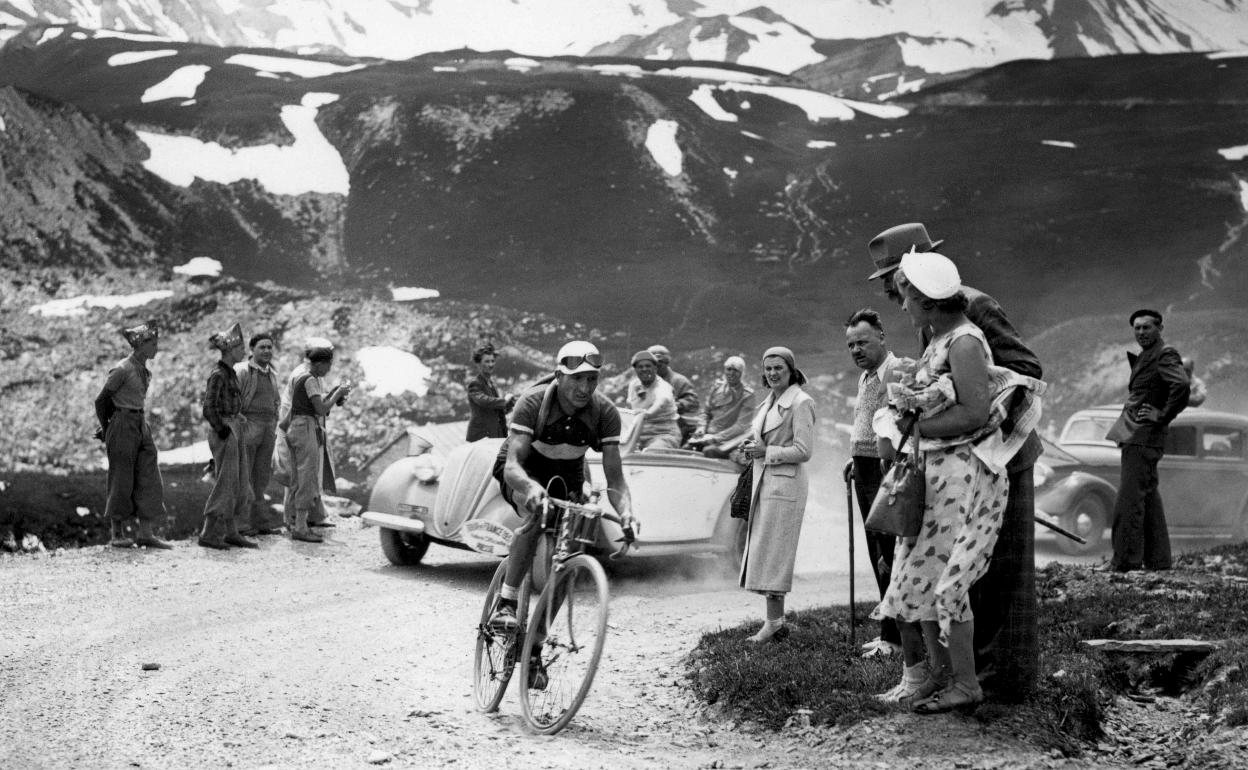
[1105,309,1190,572]
[867,222,1042,700]
[466,344,514,442]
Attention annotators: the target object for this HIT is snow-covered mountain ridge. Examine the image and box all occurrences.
[4,0,1248,94]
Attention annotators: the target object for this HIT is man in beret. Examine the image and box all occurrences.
[198,323,259,550]
[1105,309,1190,572]
[94,322,173,549]
[648,344,701,443]
[866,222,1042,699]
[627,350,682,450]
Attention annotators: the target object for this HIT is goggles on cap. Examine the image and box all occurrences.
[559,353,604,371]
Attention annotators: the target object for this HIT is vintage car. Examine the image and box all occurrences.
[361,409,747,567]
[1034,406,1248,555]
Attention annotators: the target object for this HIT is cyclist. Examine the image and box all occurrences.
[489,341,636,645]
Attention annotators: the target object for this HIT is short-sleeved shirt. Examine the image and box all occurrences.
[501,383,621,500]
[103,355,150,410]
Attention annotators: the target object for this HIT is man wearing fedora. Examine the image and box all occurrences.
[866,222,1042,699]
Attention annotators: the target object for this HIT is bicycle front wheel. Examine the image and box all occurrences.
[473,559,518,712]
[518,554,609,734]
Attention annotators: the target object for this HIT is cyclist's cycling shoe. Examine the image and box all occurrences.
[488,603,519,632]
[527,655,549,690]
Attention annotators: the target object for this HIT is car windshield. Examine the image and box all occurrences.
[1061,416,1117,445]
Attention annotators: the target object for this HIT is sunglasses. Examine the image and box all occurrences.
[559,353,604,370]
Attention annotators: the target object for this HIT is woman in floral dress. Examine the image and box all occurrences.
[871,250,1042,713]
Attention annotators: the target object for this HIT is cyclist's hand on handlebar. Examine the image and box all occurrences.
[620,513,638,543]
[523,484,547,515]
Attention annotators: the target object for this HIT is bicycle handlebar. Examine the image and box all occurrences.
[541,496,636,558]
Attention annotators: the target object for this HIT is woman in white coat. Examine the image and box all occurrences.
[738,346,817,643]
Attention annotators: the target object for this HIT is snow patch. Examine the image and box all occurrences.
[1042,140,1077,149]
[504,57,541,71]
[390,286,440,301]
[1217,144,1248,161]
[93,29,172,44]
[807,140,836,149]
[28,290,174,317]
[718,83,856,122]
[108,49,178,66]
[727,15,824,73]
[433,66,457,72]
[723,167,738,179]
[585,63,643,77]
[686,26,729,62]
[1208,51,1248,60]
[645,120,683,176]
[141,65,209,103]
[651,65,768,84]
[224,53,366,78]
[173,257,223,277]
[37,27,63,45]
[136,92,350,195]
[158,440,210,466]
[688,84,738,122]
[1240,179,1248,213]
[355,346,431,397]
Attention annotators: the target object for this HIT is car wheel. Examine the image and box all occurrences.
[379,527,430,566]
[1056,495,1109,556]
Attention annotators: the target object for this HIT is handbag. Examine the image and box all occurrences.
[729,464,753,520]
[865,413,925,538]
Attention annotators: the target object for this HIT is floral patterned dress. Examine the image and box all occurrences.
[871,323,1008,646]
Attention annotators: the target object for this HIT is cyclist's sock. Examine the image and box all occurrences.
[499,584,518,602]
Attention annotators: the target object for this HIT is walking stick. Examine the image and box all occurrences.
[843,459,857,649]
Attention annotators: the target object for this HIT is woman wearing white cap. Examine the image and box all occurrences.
[870,250,1042,713]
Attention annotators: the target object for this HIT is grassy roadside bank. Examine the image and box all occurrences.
[685,543,1248,764]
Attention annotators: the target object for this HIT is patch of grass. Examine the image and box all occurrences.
[685,542,1248,750]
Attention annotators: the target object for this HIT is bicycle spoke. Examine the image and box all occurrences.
[519,556,609,734]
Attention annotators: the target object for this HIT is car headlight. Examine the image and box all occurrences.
[411,453,443,483]
[1032,461,1053,488]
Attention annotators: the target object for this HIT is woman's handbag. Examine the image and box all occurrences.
[865,413,925,538]
[729,464,753,520]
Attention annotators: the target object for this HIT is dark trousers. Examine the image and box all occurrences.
[968,463,1038,700]
[851,455,900,646]
[104,411,166,539]
[1110,444,1172,571]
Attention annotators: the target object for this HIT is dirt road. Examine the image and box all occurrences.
[1,518,1097,770]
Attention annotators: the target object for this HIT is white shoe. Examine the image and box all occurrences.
[861,639,903,658]
[876,661,930,702]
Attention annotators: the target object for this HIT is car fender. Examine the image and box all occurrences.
[1036,470,1117,521]
[366,456,440,525]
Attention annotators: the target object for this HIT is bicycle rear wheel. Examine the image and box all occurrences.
[473,559,519,712]
[518,554,609,734]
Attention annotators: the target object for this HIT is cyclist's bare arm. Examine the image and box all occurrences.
[599,444,634,527]
[503,432,545,512]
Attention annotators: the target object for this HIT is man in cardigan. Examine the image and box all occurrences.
[866,222,1042,700]
[1105,309,1190,572]
[235,332,284,535]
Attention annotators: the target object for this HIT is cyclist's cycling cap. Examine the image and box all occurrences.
[556,340,604,375]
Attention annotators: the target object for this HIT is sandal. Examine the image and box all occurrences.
[913,681,984,714]
[899,674,949,708]
[876,662,929,703]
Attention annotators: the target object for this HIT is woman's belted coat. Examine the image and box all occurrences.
[739,383,816,594]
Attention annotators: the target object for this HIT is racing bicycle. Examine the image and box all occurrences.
[472,491,633,734]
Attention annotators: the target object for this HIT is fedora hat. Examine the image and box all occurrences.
[867,223,945,281]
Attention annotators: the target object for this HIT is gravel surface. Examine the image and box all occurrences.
[0,517,1220,770]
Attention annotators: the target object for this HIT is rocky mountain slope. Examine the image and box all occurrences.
[5,1,1248,100]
